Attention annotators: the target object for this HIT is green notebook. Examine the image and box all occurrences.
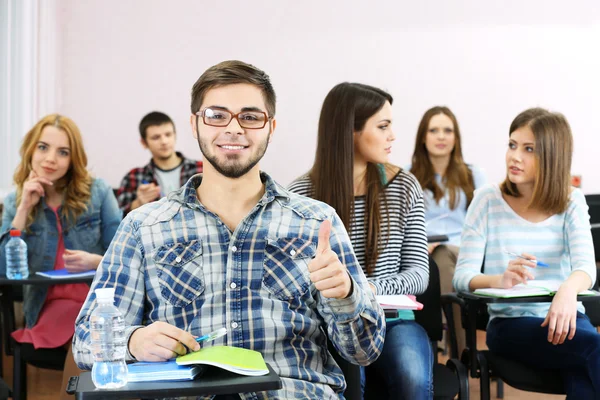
[176,345,269,376]
[474,280,597,298]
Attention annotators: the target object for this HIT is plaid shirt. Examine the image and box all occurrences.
[116,151,203,215]
[73,172,385,400]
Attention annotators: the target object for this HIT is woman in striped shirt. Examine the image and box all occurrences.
[453,108,600,398]
[288,82,432,400]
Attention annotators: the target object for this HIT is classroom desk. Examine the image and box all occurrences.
[68,364,282,400]
[0,274,95,378]
[456,290,600,378]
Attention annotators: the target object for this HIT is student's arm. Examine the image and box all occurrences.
[116,170,138,215]
[72,216,147,370]
[453,189,490,292]
[541,191,597,344]
[98,180,123,249]
[369,189,429,296]
[315,213,386,366]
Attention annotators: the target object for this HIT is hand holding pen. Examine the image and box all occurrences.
[499,252,541,289]
[506,252,549,268]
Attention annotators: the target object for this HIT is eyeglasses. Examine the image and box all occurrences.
[196,107,271,129]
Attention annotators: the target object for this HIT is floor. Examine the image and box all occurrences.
[2,330,565,400]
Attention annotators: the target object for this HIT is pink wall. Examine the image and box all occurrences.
[56,0,600,191]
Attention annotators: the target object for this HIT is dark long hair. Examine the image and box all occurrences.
[309,82,393,274]
[410,106,474,209]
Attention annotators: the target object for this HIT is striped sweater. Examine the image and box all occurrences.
[453,184,596,319]
[288,170,429,296]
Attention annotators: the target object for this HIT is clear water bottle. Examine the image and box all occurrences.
[5,230,29,279]
[90,288,128,388]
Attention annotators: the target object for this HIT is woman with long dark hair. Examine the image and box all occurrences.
[289,83,432,399]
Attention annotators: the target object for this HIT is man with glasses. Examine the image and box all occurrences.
[116,111,203,215]
[73,60,385,399]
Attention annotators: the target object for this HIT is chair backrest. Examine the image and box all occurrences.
[585,194,600,262]
[327,340,362,400]
[414,257,443,342]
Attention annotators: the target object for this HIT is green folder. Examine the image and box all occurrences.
[176,346,269,376]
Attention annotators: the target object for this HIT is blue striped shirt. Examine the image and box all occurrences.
[73,172,386,400]
[453,184,596,320]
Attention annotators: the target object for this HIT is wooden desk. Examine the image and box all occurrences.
[69,364,282,400]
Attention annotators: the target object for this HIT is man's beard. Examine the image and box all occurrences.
[197,136,269,179]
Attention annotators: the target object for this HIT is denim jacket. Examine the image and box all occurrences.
[0,178,122,328]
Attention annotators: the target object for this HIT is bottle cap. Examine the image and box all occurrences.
[95,288,115,302]
[9,230,21,237]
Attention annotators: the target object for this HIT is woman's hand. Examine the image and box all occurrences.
[428,243,440,254]
[63,250,102,272]
[18,170,53,212]
[541,285,578,345]
[497,253,537,288]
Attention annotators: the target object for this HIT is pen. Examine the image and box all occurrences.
[195,327,228,344]
[505,251,549,268]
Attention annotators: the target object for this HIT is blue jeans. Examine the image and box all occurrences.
[361,319,433,400]
[487,312,600,400]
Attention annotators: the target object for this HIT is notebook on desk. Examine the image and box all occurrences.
[36,269,96,279]
[127,361,205,382]
[376,295,423,310]
[176,345,269,376]
[474,280,597,298]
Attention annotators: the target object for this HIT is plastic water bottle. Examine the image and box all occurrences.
[5,230,29,279]
[90,288,128,388]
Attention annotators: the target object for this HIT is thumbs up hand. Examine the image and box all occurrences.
[308,220,352,299]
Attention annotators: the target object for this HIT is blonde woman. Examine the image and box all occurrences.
[0,114,121,397]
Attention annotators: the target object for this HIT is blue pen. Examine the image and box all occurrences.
[506,252,549,267]
[195,327,228,344]
[141,180,150,184]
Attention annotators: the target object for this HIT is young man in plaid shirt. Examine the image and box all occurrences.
[74,60,385,399]
[116,111,203,215]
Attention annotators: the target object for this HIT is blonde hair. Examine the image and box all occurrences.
[14,114,92,230]
[500,108,572,214]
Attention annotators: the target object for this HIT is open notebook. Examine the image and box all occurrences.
[176,345,269,376]
[376,295,423,310]
[474,280,597,298]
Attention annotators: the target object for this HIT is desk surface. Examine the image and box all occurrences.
[458,290,600,304]
[0,274,94,286]
[73,364,282,400]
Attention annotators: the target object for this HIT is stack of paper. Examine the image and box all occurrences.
[176,345,269,376]
[127,360,205,382]
[376,295,423,310]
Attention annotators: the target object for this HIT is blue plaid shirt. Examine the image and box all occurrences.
[73,172,386,399]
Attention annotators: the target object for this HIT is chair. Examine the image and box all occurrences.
[327,341,362,400]
[0,285,67,400]
[363,257,470,400]
[585,194,600,262]
[443,267,600,400]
